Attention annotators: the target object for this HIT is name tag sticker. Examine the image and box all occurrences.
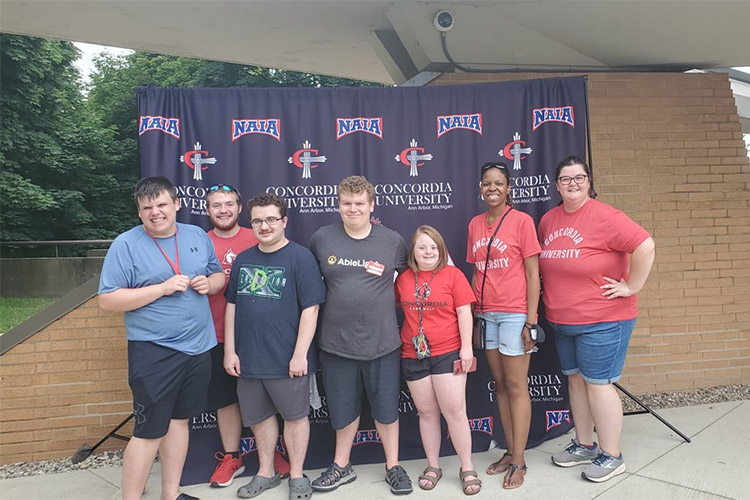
[365,260,385,277]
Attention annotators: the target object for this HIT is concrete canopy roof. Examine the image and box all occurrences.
[1,1,749,85]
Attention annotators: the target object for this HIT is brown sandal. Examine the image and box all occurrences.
[459,469,482,495]
[418,466,442,490]
[502,463,527,490]
[485,451,512,475]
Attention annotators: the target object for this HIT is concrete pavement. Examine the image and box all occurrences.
[2,400,748,500]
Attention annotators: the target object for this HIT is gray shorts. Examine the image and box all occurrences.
[236,375,310,427]
[319,349,401,430]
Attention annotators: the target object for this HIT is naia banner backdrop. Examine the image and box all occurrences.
[137,76,587,485]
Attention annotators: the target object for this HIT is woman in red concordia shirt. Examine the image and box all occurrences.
[395,225,481,495]
[538,155,655,483]
[466,162,541,490]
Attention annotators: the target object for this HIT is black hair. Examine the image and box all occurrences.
[247,193,288,219]
[134,177,177,206]
[555,155,597,199]
[480,161,513,207]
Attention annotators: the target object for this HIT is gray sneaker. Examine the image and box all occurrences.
[551,438,600,467]
[581,452,626,482]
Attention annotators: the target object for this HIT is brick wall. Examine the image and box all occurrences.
[0,298,131,465]
[435,71,750,393]
[1,71,748,465]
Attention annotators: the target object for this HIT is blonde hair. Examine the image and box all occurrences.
[338,175,375,203]
[408,225,449,273]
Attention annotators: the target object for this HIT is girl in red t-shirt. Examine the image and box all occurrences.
[539,155,655,483]
[466,162,541,490]
[395,225,480,495]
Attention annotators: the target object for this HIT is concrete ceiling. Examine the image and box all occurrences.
[2,1,749,85]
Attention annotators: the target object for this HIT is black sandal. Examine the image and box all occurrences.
[503,463,527,490]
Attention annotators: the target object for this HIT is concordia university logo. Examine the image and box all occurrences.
[288,140,327,179]
[395,139,433,177]
[499,132,532,170]
[180,142,216,181]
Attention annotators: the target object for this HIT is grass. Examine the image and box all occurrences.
[0,297,56,334]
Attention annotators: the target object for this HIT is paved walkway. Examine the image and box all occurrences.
[2,400,749,500]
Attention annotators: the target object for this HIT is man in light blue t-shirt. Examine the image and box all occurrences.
[99,177,224,500]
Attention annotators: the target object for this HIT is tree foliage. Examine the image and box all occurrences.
[1,35,125,242]
[1,35,381,245]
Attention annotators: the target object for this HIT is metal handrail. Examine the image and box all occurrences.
[0,240,113,257]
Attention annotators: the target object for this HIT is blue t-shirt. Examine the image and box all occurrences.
[225,241,326,378]
[98,222,221,355]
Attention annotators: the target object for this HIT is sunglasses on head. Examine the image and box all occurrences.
[480,162,509,172]
[208,184,238,193]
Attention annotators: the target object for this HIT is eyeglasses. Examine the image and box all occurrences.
[557,174,588,185]
[250,217,284,228]
[481,162,509,173]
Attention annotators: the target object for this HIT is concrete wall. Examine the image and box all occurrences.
[0,71,748,465]
[0,258,104,297]
[435,71,750,393]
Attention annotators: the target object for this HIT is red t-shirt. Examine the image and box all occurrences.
[208,227,258,342]
[395,265,476,359]
[466,207,541,314]
[537,199,650,324]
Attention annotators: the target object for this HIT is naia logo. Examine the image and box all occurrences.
[468,416,494,435]
[288,140,327,179]
[352,429,382,446]
[336,117,383,140]
[532,106,575,131]
[180,142,216,181]
[499,132,532,171]
[395,139,433,177]
[138,115,180,139]
[436,113,482,138]
[545,410,571,431]
[231,118,281,142]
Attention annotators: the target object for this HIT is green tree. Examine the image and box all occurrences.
[0,35,127,243]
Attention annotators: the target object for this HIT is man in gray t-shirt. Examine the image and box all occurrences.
[309,176,412,495]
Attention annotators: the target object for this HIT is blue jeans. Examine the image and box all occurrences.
[480,312,527,356]
[550,319,636,385]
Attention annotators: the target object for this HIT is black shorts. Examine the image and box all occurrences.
[401,349,460,382]
[128,341,211,439]
[319,349,400,430]
[207,343,238,410]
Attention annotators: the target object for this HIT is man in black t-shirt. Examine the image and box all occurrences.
[224,193,325,499]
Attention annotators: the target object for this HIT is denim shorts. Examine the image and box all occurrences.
[480,312,527,356]
[550,319,636,385]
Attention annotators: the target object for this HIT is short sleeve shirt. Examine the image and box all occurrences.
[98,223,221,355]
[225,241,326,378]
[537,199,651,324]
[395,266,476,359]
[466,207,541,313]
[207,227,258,342]
[310,222,408,361]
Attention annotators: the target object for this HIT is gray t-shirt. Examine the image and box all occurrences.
[310,222,408,360]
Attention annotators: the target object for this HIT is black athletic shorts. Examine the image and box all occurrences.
[128,341,211,439]
[319,349,400,430]
[207,343,238,410]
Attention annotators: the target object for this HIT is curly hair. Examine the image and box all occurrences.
[338,175,375,203]
[247,193,287,219]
